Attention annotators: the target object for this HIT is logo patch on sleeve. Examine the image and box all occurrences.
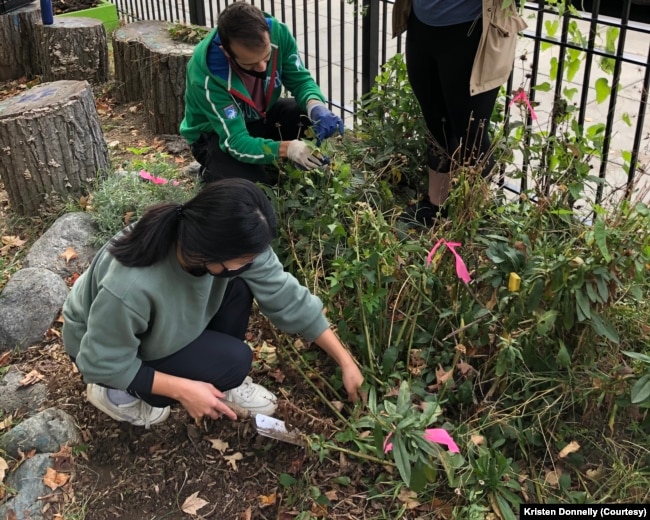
[223,104,238,119]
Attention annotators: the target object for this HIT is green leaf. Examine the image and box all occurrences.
[333,476,351,486]
[396,380,412,415]
[494,491,518,520]
[589,312,619,343]
[596,277,609,303]
[593,218,612,262]
[527,279,545,313]
[631,375,650,404]
[536,310,558,336]
[392,434,412,486]
[595,78,611,104]
[279,473,297,487]
[622,351,650,364]
[534,81,552,92]
[374,423,386,459]
[556,340,571,369]
[622,113,632,126]
[575,289,591,321]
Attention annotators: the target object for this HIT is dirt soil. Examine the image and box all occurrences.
[0,81,416,520]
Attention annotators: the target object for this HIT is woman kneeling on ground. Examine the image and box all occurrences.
[62,178,364,428]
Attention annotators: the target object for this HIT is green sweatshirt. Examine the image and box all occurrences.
[179,15,325,164]
[62,241,329,390]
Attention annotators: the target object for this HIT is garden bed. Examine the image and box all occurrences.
[55,0,118,33]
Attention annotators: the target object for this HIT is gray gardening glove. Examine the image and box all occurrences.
[287,140,323,170]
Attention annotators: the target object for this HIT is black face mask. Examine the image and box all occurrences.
[209,261,254,278]
[240,67,267,80]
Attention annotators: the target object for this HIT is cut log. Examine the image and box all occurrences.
[0,1,41,81]
[113,21,198,135]
[0,80,110,216]
[35,17,109,83]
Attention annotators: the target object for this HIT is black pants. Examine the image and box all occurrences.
[406,14,499,176]
[190,98,311,185]
[131,278,254,408]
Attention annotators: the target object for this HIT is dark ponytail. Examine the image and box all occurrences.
[109,179,277,267]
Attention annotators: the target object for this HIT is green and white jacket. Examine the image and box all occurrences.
[180,15,325,164]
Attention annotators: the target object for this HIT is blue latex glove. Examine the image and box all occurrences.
[309,102,344,145]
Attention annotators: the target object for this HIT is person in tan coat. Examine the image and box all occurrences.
[393,0,526,226]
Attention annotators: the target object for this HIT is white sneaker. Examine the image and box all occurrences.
[86,384,170,429]
[223,376,277,416]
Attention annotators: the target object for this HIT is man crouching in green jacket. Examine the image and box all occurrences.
[180,1,344,185]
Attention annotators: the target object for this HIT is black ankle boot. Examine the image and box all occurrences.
[400,195,448,227]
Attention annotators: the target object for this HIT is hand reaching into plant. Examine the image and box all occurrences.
[308,101,344,145]
[287,140,324,170]
[313,328,364,404]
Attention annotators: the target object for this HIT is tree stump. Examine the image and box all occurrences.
[113,21,198,135]
[0,1,41,81]
[0,80,110,216]
[35,17,109,83]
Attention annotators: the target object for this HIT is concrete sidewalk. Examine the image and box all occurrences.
[293,1,649,204]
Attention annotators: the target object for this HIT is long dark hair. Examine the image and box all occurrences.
[218,1,269,56]
[109,179,277,267]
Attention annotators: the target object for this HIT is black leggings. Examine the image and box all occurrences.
[405,13,500,175]
[190,98,311,185]
[127,277,254,407]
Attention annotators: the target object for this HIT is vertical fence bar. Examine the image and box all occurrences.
[361,0,379,95]
[626,39,649,200]
[595,0,631,206]
[353,0,360,116]
[188,0,206,25]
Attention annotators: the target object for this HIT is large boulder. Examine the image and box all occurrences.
[23,211,99,278]
[0,268,69,350]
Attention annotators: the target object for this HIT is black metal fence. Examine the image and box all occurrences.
[109,0,649,203]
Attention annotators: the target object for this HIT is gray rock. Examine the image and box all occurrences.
[0,268,69,350]
[0,453,56,520]
[0,408,81,459]
[160,134,190,154]
[181,160,201,177]
[0,367,47,415]
[23,212,99,278]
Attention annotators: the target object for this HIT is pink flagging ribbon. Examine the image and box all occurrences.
[427,239,471,284]
[509,89,538,121]
[140,170,180,186]
[383,428,460,454]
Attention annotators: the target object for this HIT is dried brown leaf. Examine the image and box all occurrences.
[61,247,78,264]
[0,350,11,367]
[43,467,69,490]
[18,369,45,387]
[208,438,229,453]
[224,452,243,471]
[181,491,209,516]
[0,456,8,482]
[2,235,26,248]
[436,364,454,386]
[258,493,276,508]
[558,441,580,458]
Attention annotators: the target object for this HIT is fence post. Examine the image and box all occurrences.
[361,0,379,95]
[188,0,206,26]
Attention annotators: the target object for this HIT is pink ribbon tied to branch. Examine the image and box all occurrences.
[509,88,538,121]
[383,428,460,454]
[140,170,179,186]
[427,239,471,284]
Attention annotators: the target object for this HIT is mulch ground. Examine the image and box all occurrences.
[12,321,383,520]
[52,0,103,15]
